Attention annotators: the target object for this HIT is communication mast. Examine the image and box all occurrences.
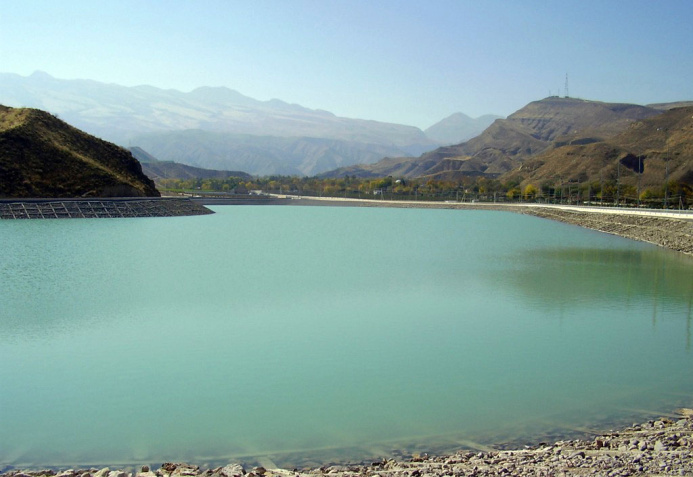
[564,73,569,98]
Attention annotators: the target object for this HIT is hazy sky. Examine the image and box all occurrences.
[2,0,692,129]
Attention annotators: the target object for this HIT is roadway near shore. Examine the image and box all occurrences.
[278,195,693,256]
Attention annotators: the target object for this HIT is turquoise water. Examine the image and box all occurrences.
[1,206,692,469]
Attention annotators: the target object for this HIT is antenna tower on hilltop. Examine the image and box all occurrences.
[564,73,569,98]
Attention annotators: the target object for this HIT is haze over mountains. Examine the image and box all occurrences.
[129,146,252,182]
[0,71,498,176]
[424,112,502,145]
[2,71,689,195]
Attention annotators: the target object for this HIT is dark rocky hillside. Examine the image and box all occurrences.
[0,105,159,198]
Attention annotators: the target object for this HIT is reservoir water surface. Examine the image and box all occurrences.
[1,205,692,469]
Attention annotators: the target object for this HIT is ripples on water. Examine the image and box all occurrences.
[1,206,691,468]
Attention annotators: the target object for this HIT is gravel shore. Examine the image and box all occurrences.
[4,412,691,477]
[515,207,693,256]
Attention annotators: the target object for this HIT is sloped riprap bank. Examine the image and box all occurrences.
[0,198,213,219]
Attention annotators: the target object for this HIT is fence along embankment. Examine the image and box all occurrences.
[0,198,213,219]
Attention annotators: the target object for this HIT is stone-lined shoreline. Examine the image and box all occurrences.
[3,413,691,477]
[513,207,693,256]
[0,198,213,219]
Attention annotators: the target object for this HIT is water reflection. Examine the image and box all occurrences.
[498,247,693,348]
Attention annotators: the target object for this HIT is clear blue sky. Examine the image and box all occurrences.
[1,0,692,129]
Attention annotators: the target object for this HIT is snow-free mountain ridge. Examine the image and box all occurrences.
[424,112,502,145]
[0,71,462,176]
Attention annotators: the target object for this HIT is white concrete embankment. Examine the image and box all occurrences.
[274,194,693,221]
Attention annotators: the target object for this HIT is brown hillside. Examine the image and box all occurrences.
[508,106,693,190]
[323,98,661,180]
[419,98,661,179]
[506,97,659,141]
[0,105,159,198]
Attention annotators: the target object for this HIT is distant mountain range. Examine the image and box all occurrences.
[5,71,686,191]
[322,97,665,180]
[131,130,420,176]
[130,147,252,181]
[424,112,502,145]
[0,71,499,176]
[0,106,158,198]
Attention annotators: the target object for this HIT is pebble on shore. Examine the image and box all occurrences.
[3,411,692,477]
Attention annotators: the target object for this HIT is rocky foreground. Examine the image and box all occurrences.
[4,413,693,477]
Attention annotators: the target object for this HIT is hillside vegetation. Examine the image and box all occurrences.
[0,105,159,198]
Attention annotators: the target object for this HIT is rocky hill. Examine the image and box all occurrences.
[0,105,159,198]
[506,105,693,190]
[0,71,440,176]
[324,98,662,180]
